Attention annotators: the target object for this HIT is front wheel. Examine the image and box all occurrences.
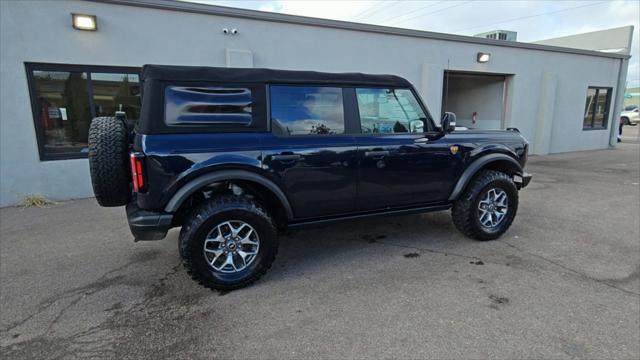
[451,170,519,241]
[179,195,278,291]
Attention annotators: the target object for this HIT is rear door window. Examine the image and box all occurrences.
[270,86,345,135]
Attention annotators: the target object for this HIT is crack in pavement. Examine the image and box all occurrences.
[355,232,640,297]
[0,253,193,359]
[1,261,137,336]
[498,240,640,297]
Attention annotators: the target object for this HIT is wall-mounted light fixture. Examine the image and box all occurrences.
[71,13,97,31]
[477,52,490,63]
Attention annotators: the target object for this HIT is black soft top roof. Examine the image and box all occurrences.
[141,65,412,87]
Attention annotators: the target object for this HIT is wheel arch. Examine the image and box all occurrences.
[448,153,522,201]
[165,169,294,221]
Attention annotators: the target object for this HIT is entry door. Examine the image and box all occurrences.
[357,134,454,210]
[262,136,358,219]
[263,85,358,219]
[353,87,456,211]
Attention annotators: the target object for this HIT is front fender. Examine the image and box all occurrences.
[448,153,522,201]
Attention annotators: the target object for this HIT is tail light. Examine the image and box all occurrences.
[130,153,146,192]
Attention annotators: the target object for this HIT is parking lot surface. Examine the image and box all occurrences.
[1,132,639,359]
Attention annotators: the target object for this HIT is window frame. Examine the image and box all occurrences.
[25,62,141,161]
[582,86,613,131]
[352,85,437,136]
[268,83,355,137]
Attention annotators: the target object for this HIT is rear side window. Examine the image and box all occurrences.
[165,86,253,128]
[356,88,428,134]
[270,86,345,135]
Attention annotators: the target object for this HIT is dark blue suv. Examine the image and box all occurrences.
[88,65,531,290]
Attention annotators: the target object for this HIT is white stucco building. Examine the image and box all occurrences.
[0,0,634,206]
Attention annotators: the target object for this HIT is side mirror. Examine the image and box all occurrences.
[409,119,424,133]
[441,112,457,133]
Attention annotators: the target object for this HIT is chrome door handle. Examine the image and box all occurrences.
[414,137,429,143]
[364,150,390,158]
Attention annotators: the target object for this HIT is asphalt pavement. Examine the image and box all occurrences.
[1,130,639,359]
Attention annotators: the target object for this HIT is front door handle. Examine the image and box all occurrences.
[271,154,302,162]
[364,150,390,158]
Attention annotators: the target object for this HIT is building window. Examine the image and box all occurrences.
[270,86,345,135]
[26,63,140,160]
[583,87,612,130]
[498,33,507,40]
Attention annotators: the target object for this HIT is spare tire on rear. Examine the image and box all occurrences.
[88,116,132,207]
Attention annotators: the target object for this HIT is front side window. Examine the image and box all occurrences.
[583,87,611,130]
[27,64,140,160]
[356,88,428,134]
[270,86,345,135]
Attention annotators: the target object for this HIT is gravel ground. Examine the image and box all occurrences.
[1,132,638,359]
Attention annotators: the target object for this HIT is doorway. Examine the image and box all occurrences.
[442,71,508,130]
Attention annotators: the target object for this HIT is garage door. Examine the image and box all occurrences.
[442,71,507,130]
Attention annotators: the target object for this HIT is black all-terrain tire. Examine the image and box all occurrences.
[88,116,131,207]
[180,195,278,291]
[452,170,518,241]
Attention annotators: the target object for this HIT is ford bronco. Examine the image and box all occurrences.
[88,65,531,290]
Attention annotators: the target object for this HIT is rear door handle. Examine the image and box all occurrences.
[364,150,390,158]
[271,154,302,161]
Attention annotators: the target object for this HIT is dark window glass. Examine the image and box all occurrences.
[33,70,92,156]
[356,88,428,134]
[28,65,140,160]
[583,87,611,130]
[270,86,344,135]
[499,33,507,40]
[164,86,252,126]
[92,73,140,122]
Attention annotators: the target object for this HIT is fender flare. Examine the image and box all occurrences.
[164,169,294,219]
[448,153,522,201]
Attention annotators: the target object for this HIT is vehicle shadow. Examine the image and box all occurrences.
[262,210,478,284]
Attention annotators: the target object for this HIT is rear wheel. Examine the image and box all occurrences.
[452,170,518,241]
[88,116,131,207]
[179,195,278,291]
[622,117,630,126]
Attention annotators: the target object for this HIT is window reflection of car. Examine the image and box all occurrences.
[621,105,639,125]
[361,118,425,133]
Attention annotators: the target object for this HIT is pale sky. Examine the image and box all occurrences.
[184,0,640,87]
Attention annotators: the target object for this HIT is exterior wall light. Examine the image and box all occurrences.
[477,52,490,63]
[71,13,97,31]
